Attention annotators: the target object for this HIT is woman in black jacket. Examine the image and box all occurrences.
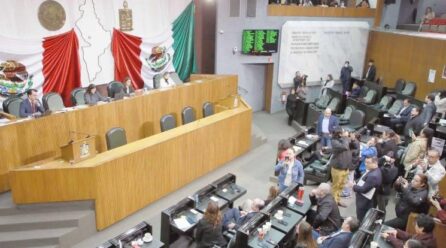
[195,201,227,248]
[384,174,429,230]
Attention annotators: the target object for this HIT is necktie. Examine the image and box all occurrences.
[31,100,36,113]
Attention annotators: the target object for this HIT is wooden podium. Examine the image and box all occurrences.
[61,136,97,164]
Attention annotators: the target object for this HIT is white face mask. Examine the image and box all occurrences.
[344,64,348,67]
[369,63,372,66]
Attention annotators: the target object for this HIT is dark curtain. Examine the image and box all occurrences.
[42,29,81,106]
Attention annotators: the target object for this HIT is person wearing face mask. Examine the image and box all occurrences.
[363,59,376,82]
[320,74,335,96]
[340,61,353,95]
[274,148,304,191]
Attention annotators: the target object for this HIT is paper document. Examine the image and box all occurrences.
[361,188,376,200]
[190,209,198,215]
[210,196,219,202]
[174,216,192,230]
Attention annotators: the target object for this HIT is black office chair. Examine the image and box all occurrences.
[71,87,86,106]
[341,109,365,132]
[202,102,214,117]
[106,127,127,150]
[394,79,406,94]
[107,81,124,98]
[401,81,416,96]
[181,106,196,125]
[3,97,23,117]
[160,114,177,132]
[386,99,403,116]
[43,92,65,111]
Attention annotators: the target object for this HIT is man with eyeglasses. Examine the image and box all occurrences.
[415,149,445,197]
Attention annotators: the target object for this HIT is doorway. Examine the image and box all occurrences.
[240,63,274,113]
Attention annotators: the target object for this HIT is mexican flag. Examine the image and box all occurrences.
[0,29,81,106]
[112,28,175,90]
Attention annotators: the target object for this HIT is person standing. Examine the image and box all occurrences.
[363,59,376,82]
[293,71,303,92]
[376,152,399,218]
[351,157,382,222]
[421,94,437,126]
[274,148,304,191]
[320,74,335,96]
[327,127,351,205]
[434,91,446,117]
[415,149,446,197]
[358,137,377,176]
[402,128,431,177]
[340,61,353,95]
[317,108,339,147]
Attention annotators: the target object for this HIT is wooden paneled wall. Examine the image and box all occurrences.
[365,31,446,100]
[0,75,238,192]
[10,101,252,230]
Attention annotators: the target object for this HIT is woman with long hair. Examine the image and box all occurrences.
[265,185,279,206]
[295,221,317,248]
[84,84,108,105]
[195,201,226,248]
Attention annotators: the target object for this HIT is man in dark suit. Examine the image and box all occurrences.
[319,216,360,248]
[389,98,413,127]
[351,157,382,222]
[19,89,45,118]
[317,108,339,147]
[340,61,353,94]
[307,183,342,236]
[404,107,424,142]
[363,59,377,82]
[421,94,437,126]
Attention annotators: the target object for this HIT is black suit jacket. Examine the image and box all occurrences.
[364,65,376,82]
[309,194,341,235]
[353,168,382,201]
[320,231,353,248]
[404,115,424,137]
[397,105,413,122]
[195,218,226,248]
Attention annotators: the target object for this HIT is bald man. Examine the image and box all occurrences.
[317,108,339,147]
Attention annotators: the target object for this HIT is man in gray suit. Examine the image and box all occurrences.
[421,94,437,126]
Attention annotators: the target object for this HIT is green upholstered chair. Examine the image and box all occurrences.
[43,92,65,111]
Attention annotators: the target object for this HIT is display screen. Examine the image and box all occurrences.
[242,29,279,55]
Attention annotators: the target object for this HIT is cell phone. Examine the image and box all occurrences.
[408,128,414,137]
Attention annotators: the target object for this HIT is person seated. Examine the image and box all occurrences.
[195,201,227,248]
[382,213,436,248]
[294,221,318,248]
[19,89,45,118]
[350,83,361,99]
[320,74,335,96]
[122,76,135,96]
[423,7,435,23]
[301,0,313,7]
[274,148,304,191]
[159,72,175,88]
[402,128,432,177]
[389,99,412,127]
[307,183,342,237]
[384,174,429,230]
[318,216,360,248]
[356,0,370,8]
[404,239,423,248]
[414,149,445,197]
[264,185,279,206]
[84,84,108,105]
[222,198,264,231]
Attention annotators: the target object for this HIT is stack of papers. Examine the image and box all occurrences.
[174,216,192,230]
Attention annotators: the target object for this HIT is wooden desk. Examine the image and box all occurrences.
[10,100,252,230]
[0,75,238,192]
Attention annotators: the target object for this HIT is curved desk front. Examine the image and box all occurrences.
[10,100,252,230]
